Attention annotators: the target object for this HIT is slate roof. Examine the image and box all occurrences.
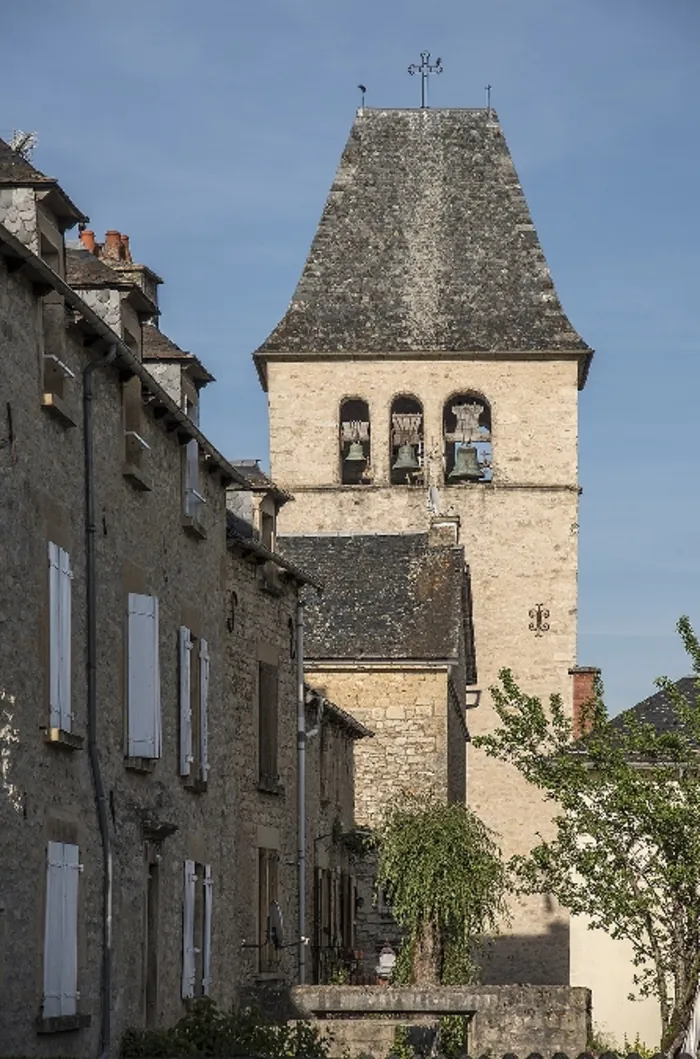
[255,108,590,372]
[0,138,54,185]
[279,533,469,662]
[610,677,699,738]
[142,324,215,384]
[66,247,135,288]
[230,460,293,503]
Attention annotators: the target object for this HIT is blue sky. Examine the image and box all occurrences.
[4,0,699,714]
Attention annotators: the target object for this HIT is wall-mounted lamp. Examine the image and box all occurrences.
[465,687,482,710]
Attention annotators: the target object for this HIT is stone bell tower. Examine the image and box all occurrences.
[254,107,593,985]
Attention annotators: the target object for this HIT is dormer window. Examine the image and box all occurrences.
[443,394,492,484]
[339,398,371,485]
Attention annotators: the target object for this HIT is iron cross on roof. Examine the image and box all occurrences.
[408,51,443,109]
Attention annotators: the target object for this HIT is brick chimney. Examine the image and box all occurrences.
[569,666,601,739]
[120,233,133,264]
[79,229,96,253]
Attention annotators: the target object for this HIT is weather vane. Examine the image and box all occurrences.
[408,51,442,109]
[358,84,367,109]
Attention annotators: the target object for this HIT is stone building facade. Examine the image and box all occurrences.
[0,138,367,1056]
[255,107,595,987]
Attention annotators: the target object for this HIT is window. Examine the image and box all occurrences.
[183,440,204,521]
[390,395,424,485]
[48,542,72,733]
[179,627,209,784]
[258,848,280,973]
[261,511,275,552]
[181,860,213,998]
[339,398,371,485]
[43,841,80,1018]
[258,662,278,789]
[126,593,162,760]
[339,873,356,952]
[443,393,492,484]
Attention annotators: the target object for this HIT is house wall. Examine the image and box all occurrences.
[268,355,578,986]
[0,244,236,1055]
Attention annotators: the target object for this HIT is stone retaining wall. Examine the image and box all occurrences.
[290,985,592,1058]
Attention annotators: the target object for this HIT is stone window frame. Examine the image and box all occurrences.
[442,389,493,485]
[339,395,372,486]
[388,391,425,487]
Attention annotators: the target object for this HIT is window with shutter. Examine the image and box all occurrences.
[181,860,197,999]
[127,594,161,759]
[43,841,80,1018]
[184,439,204,520]
[179,627,193,776]
[48,542,72,731]
[258,663,278,788]
[200,639,209,783]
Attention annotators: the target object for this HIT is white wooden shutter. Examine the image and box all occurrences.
[185,439,199,517]
[48,543,72,731]
[181,860,197,999]
[43,841,80,1018]
[202,864,213,995]
[127,594,161,758]
[179,626,193,776]
[200,638,210,782]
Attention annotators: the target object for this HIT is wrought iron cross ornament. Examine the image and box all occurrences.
[408,51,443,108]
[529,603,550,637]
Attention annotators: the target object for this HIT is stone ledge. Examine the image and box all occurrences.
[290,984,590,1016]
[36,1012,91,1034]
[43,727,85,751]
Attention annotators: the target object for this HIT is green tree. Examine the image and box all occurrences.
[473,616,700,1055]
[376,790,507,985]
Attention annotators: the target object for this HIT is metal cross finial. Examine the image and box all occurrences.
[408,51,443,109]
[485,83,492,111]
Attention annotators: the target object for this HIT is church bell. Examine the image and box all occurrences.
[345,442,366,462]
[392,444,419,471]
[449,444,481,481]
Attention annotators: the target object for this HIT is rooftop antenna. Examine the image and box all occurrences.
[358,84,367,109]
[408,51,442,109]
[10,130,38,160]
[485,84,492,114]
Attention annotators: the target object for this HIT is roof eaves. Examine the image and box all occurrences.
[0,222,247,488]
[304,685,373,739]
[226,526,323,590]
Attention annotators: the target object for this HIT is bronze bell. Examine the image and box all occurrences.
[392,444,419,471]
[345,441,366,462]
[449,444,481,481]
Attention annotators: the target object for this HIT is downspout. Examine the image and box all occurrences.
[84,343,117,1058]
[296,597,306,984]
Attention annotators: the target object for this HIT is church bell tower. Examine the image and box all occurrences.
[254,106,593,984]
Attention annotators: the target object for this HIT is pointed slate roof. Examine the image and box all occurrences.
[0,138,86,227]
[610,677,699,740]
[255,108,591,384]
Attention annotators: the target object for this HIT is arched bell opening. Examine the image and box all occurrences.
[443,393,492,485]
[339,398,371,485]
[390,395,424,486]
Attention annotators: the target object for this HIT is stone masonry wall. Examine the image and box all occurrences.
[267,356,579,985]
[0,251,240,1056]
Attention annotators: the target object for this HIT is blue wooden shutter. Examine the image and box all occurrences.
[48,543,72,731]
[181,860,197,999]
[202,864,213,995]
[43,841,80,1018]
[200,639,210,782]
[127,594,161,758]
[179,626,193,776]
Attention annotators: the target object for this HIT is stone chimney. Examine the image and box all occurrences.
[428,515,460,548]
[93,229,161,310]
[569,666,601,739]
[102,229,122,261]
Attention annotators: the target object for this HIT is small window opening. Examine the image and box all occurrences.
[390,395,424,486]
[443,394,492,484]
[339,398,371,485]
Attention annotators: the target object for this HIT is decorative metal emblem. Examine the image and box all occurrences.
[528,604,550,637]
[341,420,370,443]
[391,412,422,447]
[408,51,443,109]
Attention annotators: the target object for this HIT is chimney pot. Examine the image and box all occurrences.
[120,234,132,263]
[79,229,96,253]
[103,230,122,260]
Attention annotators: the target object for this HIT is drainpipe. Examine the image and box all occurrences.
[296,597,307,984]
[84,343,117,1058]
